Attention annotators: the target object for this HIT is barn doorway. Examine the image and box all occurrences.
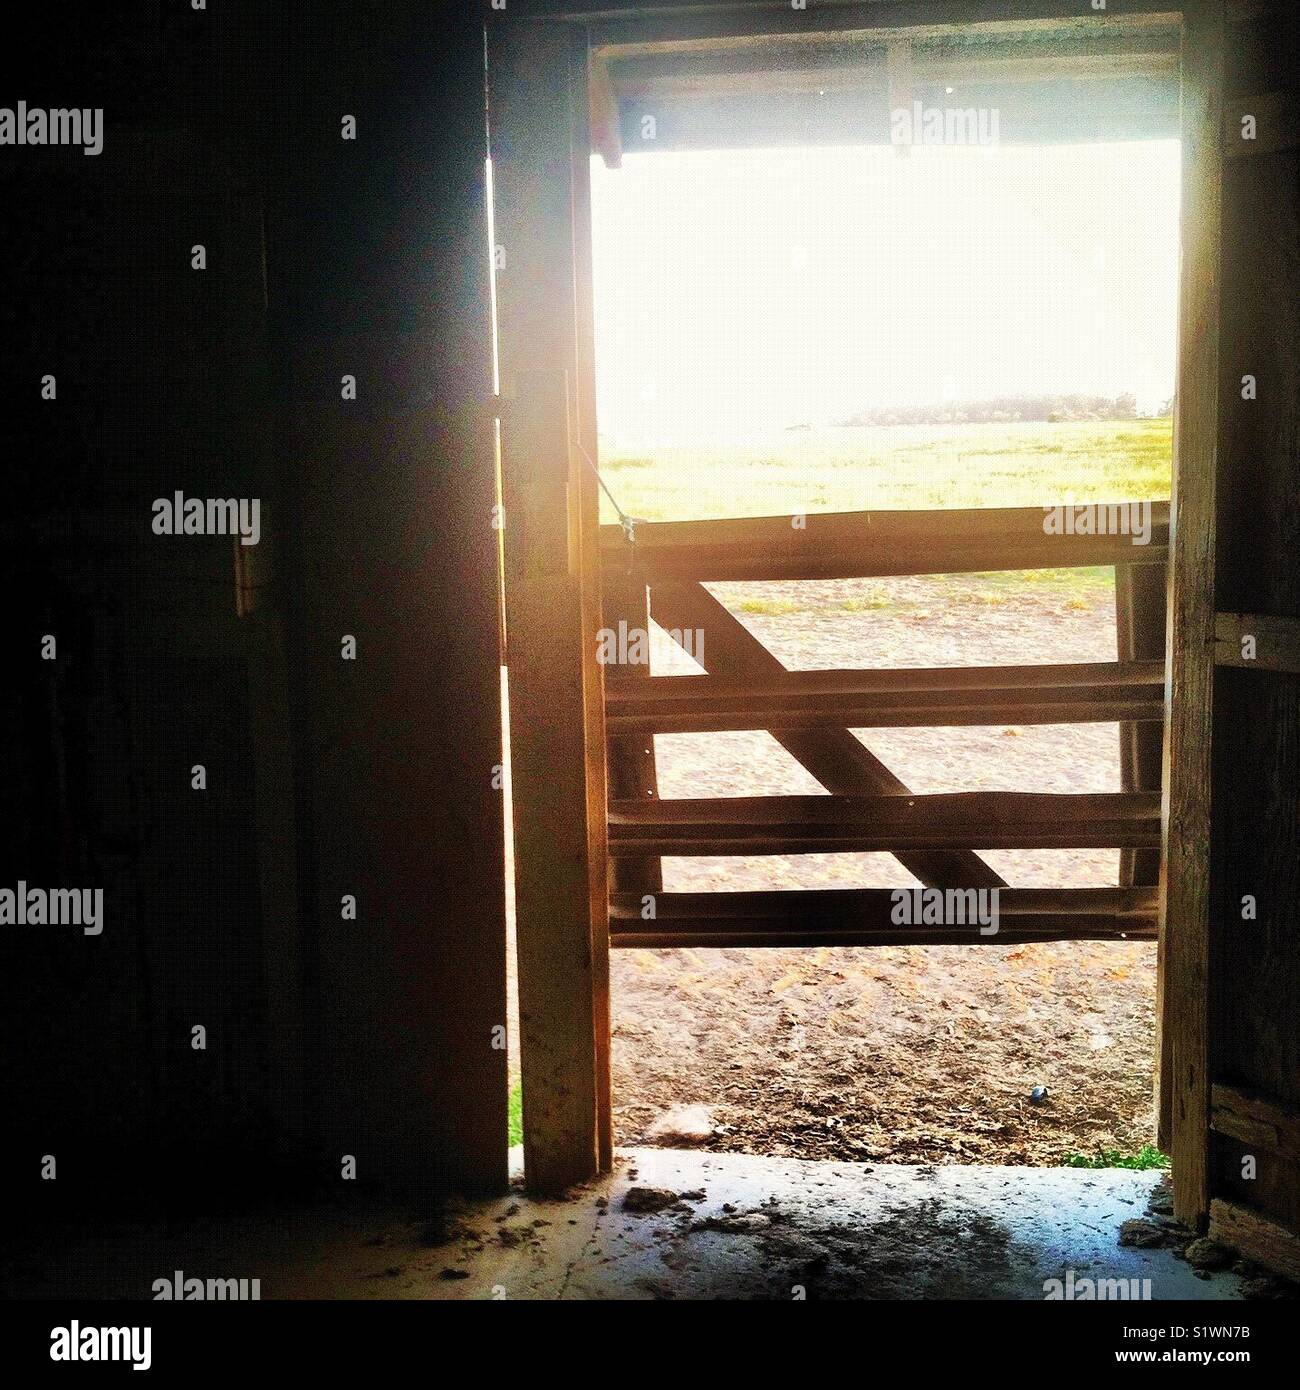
[585,25,1179,1169]
[487,3,1209,1204]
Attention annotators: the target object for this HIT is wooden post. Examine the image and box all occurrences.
[1116,561,1167,892]
[499,369,608,1194]
[490,16,613,1183]
[603,573,664,902]
[1160,0,1223,1228]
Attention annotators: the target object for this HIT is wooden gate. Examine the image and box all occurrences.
[602,506,1169,950]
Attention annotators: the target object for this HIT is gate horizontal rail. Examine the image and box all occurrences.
[609,790,1161,856]
[601,501,1170,582]
[610,884,1158,949]
[607,659,1165,733]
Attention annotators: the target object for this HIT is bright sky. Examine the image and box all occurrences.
[590,141,1181,447]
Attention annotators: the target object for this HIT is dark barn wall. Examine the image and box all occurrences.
[0,0,505,1214]
[1209,0,1300,1235]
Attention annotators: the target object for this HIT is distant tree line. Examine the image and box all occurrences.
[837,392,1168,426]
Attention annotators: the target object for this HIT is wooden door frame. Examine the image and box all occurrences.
[488,0,1223,1209]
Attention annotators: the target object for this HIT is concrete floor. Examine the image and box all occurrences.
[9,1150,1256,1300]
[413,1149,1243,1301]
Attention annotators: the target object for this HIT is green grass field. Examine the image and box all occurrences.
[598,417,1172,604]
[598,418,1172,523]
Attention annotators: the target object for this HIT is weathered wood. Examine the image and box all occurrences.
[1201,0,1300,1258]
[1211,1083,1300,1164]
[613,659,1166,700]
[585,3,1185,53]
[566,25,615,1178]
[1208,1198,1300,1282]
[603,573,664,894]
[1115,562,1168,887]
[498,370,605,1194]
[651,578,1006,889]
[1214,611,1300,673]
[611,885,1157,948]
[605,503,1170,582]
[492,11,611,1193]
[1160,0,1223,1227]
[607,659,1165,733]
[589,47,624,167]
[610,791,1161,856]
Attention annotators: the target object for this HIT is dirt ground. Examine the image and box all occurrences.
[605,573,1159,1166]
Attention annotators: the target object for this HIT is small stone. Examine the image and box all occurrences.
[1119,1218,1167,1248]
[1184,1237,1233,1271]
[693,1212,772,1234]
[622,1186,682,1214]
[645,1104,715,1146]
[1029,1085,1049,1104]
[1148,1185,1174,1217]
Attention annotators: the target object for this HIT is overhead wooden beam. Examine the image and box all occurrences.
[585,5,1185,53]
[610,790,1162,856]
[1160,0,1223,1230]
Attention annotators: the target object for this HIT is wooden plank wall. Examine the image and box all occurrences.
[1202,0,1300,1268]
[265,0,509,1197]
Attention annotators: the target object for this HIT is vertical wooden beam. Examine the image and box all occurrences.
[1116,560,1167,890]
[1160,0,1224,1228]
[1118,558,1170,1148]
[491,16,611,1190]
[499,370,605,1194]
[589,48,624,169]
[569,26,614,1173]
[603,572,664,902]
